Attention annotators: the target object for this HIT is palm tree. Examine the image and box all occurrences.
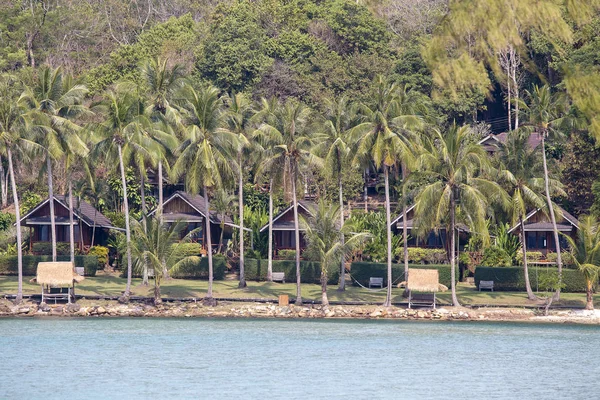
[92,83,154,301]
[498,129,565,300]
[221,92,254,288]
[413,124,508,306]
[19,67,88,261]
[0,75,40,304]
[131,217,202,305]
[302,200,369,306]
[172,82,236,303]
[519,85,569,300]
[562,215,600,310]
[211,188,237,254]
[351,75,413,307]
[255,100,322,305]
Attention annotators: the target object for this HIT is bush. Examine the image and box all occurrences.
[88,246,109,269]
[31,242,72,256]
[169,255,226,280]
[244,258,339,285]
[394,247,447,264]
[481,246,511,267]
[0,255,98,277]
[474,266,587,292]
[546,252,576,268]
[349,262,456,288]
[277,249,296,260]
[515,250,544,263]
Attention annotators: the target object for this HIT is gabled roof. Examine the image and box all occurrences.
[19,196,116,229]
[479,132,542,152]
[508,206,579,233]
[149,191,250,231]
[259,201,316,232]
[390,204,417,227]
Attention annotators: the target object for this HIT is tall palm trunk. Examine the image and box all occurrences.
[0,154,6,207]
[585,280,594,310]
[140,172,147,230]
[450,193,460,306]
[541,134,562,300]
[204,185,214,300]
[218,219,225,253]
[267,179,274,282]
[401,164,409,297]
[321,264,329,306]
[337,176,346,291]
[8,149,23,304]
[238,153,246,288]
[46,157,57,261]
[520,215,536,300]
[292,172,302,305]
[157,160,163,217]
[383,166,393,307]
[118,145,133,300]
[363,170,368,212]
[68,179,75,262]
[91,209,97,247]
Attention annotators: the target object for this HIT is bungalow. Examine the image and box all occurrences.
[508,207,579,254]
[478,132,542,155]
[148,191,249,253]
[19,195,118,252]
[259,201,316,254]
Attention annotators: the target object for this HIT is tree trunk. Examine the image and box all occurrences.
[292,172,302,305]
[154,275,162,306]
[119,145,133,300]
[586,281,594,310]
[521,215,536,300]
[157,160,163,217]
[450,193,460,306]
[204,185,214,300]
[238,153,246,288]
[218,221,224,253]
[26,33,35,68]
[267,179,273,282]
[363,170,368,212]
[513,66,519,130]
[46,157,57,262]
[321,265,329,306]
[140,171,147,230]
[68,179,75,263]
[8,149,23,304]
[338,176,346,291]
[383,166,393,307]
[0,154,6,207]
[401,164,409,297]
[507,72,512,131]
[91,209,97,248]
[541,135,562,301]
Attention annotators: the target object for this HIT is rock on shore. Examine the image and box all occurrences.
[1,298,600,324]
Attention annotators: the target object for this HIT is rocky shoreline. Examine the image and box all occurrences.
[2,298,600,324]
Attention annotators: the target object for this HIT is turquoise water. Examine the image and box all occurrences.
[1,318,598,399]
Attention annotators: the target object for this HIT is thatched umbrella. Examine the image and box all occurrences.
[37,262,84,304]
[404,269,448,309]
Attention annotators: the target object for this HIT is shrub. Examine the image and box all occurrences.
[0,255,98,277]
[349,262,456,288]
[474,266,587,292]
[277,249,296,260]
[546,252,576,268]
[481,246,512,267]
[515,250,544,264]
[169,255,226,280]
[244,258,339,284]
[88,246,109,269]
[395,247,447,264]
[31,242,71,256]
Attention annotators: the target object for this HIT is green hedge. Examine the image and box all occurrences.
[350,262,456,288]
[170,256,227,280]
[0,255,98,277]
[474,266,587,292]
[31,242,71,256]
[244,258,339,285]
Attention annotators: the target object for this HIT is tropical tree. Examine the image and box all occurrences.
[0,76,40,304]
[351,75,413,307]
[562,215,600,310]
[498,129,565,300]
[131,217,202,305]
[172,82,236,303]
[92,83,154,302]
[413,124,508,306]
[519,85,570,300]
[255,100,322,305]
[302,200,369,306]
[19,66,88,261]
[211,188,237,254]
[221,92,254,287]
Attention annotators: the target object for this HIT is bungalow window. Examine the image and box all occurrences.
[64,225,81,242]
[39,225,49,242]
[186,222,203,241]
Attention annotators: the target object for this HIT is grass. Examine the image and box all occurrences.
[1,273,598,308]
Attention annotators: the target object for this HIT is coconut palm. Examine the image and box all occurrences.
[302,200,369,306]
[131,217,202,305]
[19,67,88,261]
[519,85,570,300]
[413,124,508,306]
[0,76,40,304]
[92,83,154,301]
[351,75,413,307]
[255,100,323,305]
[562,215,600,310]
[171,82,236,303]
[498,129,565,300]
[221,92,254,288]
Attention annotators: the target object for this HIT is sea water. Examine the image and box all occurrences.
[0,318,598,399]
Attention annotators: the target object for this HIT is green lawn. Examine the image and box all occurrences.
[1,273,597,307]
